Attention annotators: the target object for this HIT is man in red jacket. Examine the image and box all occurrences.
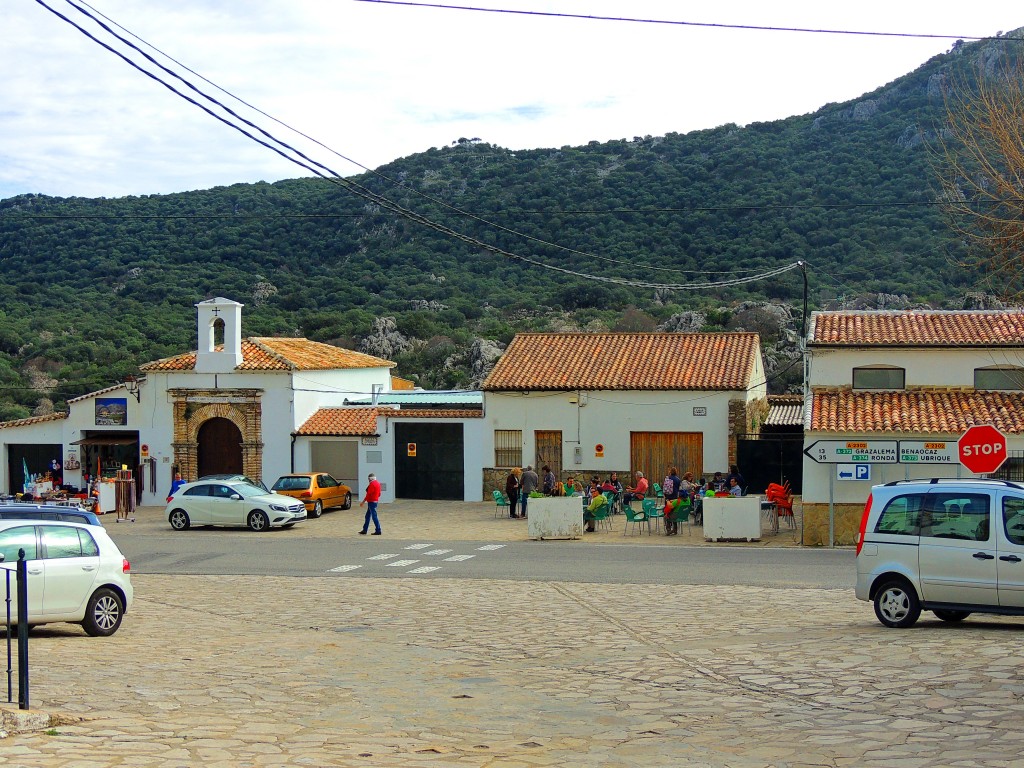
[359,473,382,535]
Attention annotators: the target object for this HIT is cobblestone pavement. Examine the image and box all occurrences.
[4,568,1024,766]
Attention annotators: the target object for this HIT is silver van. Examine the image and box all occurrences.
[855,478,1024,628]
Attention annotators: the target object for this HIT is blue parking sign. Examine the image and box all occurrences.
[855,464,871,481]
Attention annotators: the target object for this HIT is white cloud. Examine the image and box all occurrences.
[0,0,1014,198]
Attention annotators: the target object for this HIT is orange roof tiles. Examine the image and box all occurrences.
[0,412,68,429]
[383,409,483,419]
[483,333,760,391]
[141,338,394,372]
[296,408,384,436]
[810,388,1024,434]
[810,310,1024,346]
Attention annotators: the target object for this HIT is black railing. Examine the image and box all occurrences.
[2,549,29,709]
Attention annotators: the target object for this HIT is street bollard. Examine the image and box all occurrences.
[17,548,28,710]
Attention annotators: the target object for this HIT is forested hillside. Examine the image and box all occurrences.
[0,33,1019,418]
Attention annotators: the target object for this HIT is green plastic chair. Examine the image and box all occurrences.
[492,489,510,518]
[643,498,662,533]
[623,504,648,536]
[590,499,612,531]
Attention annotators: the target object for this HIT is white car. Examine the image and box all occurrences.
[166,480,307,532]
[0,519,133,636]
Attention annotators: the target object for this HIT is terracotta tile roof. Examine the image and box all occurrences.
[141,338,394,372]
[295,408,387,436]
[483,333,761,391]
[0,412,68,429]
[809,310,1024,346]
[810,388,1024,434]
[66,383,130,404]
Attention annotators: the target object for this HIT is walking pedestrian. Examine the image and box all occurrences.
[505,467,521,518]
[519,465,539,518]
[358,472,383,535]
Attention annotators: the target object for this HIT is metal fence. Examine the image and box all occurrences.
[992,451,1024,483]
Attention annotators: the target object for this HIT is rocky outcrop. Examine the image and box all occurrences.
[359,317,413,360]
[657,311,706,333]
[469,338,505,388]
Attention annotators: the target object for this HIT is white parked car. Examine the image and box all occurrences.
[856,478,1024,628]
[0,519,133,636]
[165,480,307,532]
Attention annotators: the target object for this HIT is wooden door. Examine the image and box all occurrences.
[630,432,704,485]
[535,430,562,479]
[197,417,243,477]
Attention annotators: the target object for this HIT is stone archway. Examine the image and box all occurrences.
[169,388,264,483]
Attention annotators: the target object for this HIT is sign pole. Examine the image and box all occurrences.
[828,471,835,549]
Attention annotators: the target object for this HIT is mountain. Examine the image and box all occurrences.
[0,32,1021,418]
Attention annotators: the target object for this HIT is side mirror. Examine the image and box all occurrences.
[230,494,242,501]
[0,553,5,563]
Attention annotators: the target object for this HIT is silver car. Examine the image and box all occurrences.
[856,478,1024,628]
[165,480,307,532]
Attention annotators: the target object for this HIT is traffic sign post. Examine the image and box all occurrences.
[958,425,1008,475]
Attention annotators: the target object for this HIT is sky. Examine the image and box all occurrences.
[0,1,1018,200]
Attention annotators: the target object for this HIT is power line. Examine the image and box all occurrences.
[33,0,808,292]
[353,1,1020,42]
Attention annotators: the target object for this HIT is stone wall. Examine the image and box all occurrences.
[728,397,769,467]
[168,388,264,483]
[802,502,863,546]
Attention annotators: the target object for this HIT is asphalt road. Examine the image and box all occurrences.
[108,526,855,588]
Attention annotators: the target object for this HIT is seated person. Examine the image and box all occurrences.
[728,477,743,497]
[584,487,608,532]
[623,471,648,505]
[664,494,691,536]
[563,477,580,496]
[712,471,726,491]
[704,481,717,497]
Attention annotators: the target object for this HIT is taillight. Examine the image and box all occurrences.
[300,491,312,498]
[123,558,131,573]
[855,494,873,556]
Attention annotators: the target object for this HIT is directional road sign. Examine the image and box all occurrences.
[898,441,959,464]
[804,440,898,464]
[836,463,871,481]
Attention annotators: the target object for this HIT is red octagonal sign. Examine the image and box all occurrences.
[958,425,1008,474]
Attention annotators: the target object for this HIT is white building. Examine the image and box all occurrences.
[0,298,485,506]
[481,332,766,491]
[802,309,1024,545]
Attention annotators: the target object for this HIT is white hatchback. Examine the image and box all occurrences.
[0,519,133,636]
[166,480,307,532]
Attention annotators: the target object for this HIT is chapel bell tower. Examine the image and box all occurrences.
[194,297,244,373]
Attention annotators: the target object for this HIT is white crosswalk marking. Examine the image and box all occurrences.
[443,554,475,562]
[423,548,453,556]
[368,553,400,560]
[328,565,362,572]
[404,543,433,550]
[386,559,420,567]
[476,544,505,551]
[406,566,441,574]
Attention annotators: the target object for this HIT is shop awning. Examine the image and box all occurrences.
[70,436,138,446]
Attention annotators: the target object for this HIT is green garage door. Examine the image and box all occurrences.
[394,423,464,500]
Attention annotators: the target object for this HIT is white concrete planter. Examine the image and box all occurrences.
[702,496,761,541]
[527,496,584,540]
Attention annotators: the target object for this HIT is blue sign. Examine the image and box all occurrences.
[836,463,871,481]
[855,464,870,480]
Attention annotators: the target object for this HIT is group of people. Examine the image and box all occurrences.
[501,463,745,535]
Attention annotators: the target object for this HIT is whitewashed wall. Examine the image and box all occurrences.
[809,347,1024,387]
[483,389,737,477]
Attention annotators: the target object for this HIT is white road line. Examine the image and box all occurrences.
[443,554,475,562]
[423,548,453,556]
[328,565,362,572]
[368,553,400,561]
[386,559,420,567]
[404,543,433,550]
[407,566,441,574]
[476,544,505,551]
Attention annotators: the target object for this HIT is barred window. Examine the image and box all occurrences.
[495,430,522,467]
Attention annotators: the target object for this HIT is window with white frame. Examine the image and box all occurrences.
[853,366,905,390]
[494,430,522,467]
[974,367,1024,391]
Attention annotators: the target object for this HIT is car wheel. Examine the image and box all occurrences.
[933,609,971,623]
[248,510,270,531]
[311,500,323,518]
[342,492,352,510]
[169,509,191,530]
[82,588,124,637]
[873,579,921,628]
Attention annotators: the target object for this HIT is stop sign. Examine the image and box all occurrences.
[958,425,1008,474]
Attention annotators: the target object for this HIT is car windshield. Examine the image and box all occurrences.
[231,482,269,498]
[273,476,311,491]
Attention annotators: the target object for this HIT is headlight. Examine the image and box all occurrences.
[269,504,288,512]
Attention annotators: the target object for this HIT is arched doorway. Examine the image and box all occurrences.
[197,417,243,477]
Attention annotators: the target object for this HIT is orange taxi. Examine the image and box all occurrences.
[270,473,352,518]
